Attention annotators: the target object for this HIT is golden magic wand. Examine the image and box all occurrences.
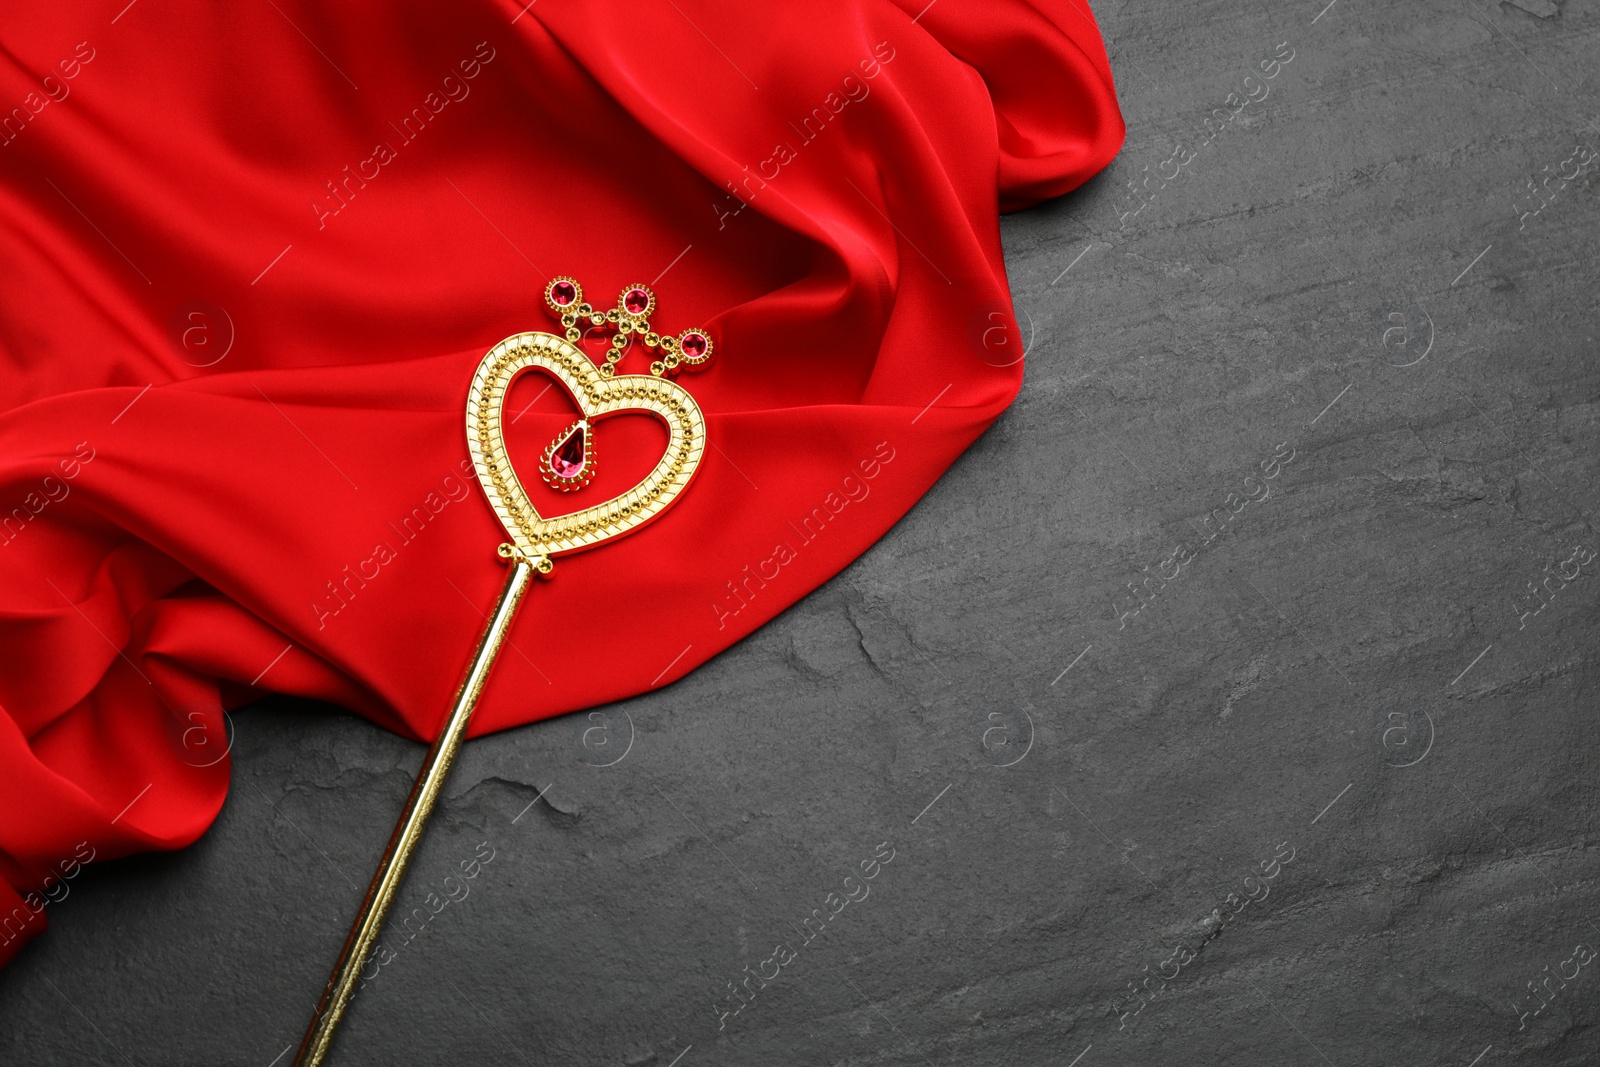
[293,277,715,1066]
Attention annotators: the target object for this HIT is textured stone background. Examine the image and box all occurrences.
[5,0,1600,1064]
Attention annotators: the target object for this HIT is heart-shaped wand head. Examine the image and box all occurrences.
[466,279,715,572]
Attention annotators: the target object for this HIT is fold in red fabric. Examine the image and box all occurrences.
[0,0,1121,964]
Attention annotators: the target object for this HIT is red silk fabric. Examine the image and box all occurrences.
[0,0,1121,963]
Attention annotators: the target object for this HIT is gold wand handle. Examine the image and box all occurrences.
[293,557,537,1067]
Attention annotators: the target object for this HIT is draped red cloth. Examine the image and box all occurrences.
[0,0,1121,963]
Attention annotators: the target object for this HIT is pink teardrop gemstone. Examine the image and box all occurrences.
[680,331,708,359]
[550,423,587,478]
[624,288,650,315]
[551,281,577,306]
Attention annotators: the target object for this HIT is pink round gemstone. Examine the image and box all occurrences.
[624,288,651,315]
[680,332,708,358]
[550,281,577,306]
[550,423,587,479]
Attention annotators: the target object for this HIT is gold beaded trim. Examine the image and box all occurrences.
[466,331,706,563]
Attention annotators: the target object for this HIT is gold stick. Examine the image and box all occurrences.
[293,557,536,1067]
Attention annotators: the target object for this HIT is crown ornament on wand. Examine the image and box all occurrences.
[536,277,714,493]
[544,276,715,378]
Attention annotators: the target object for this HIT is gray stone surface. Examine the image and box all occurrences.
[5,0,1600,1064]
